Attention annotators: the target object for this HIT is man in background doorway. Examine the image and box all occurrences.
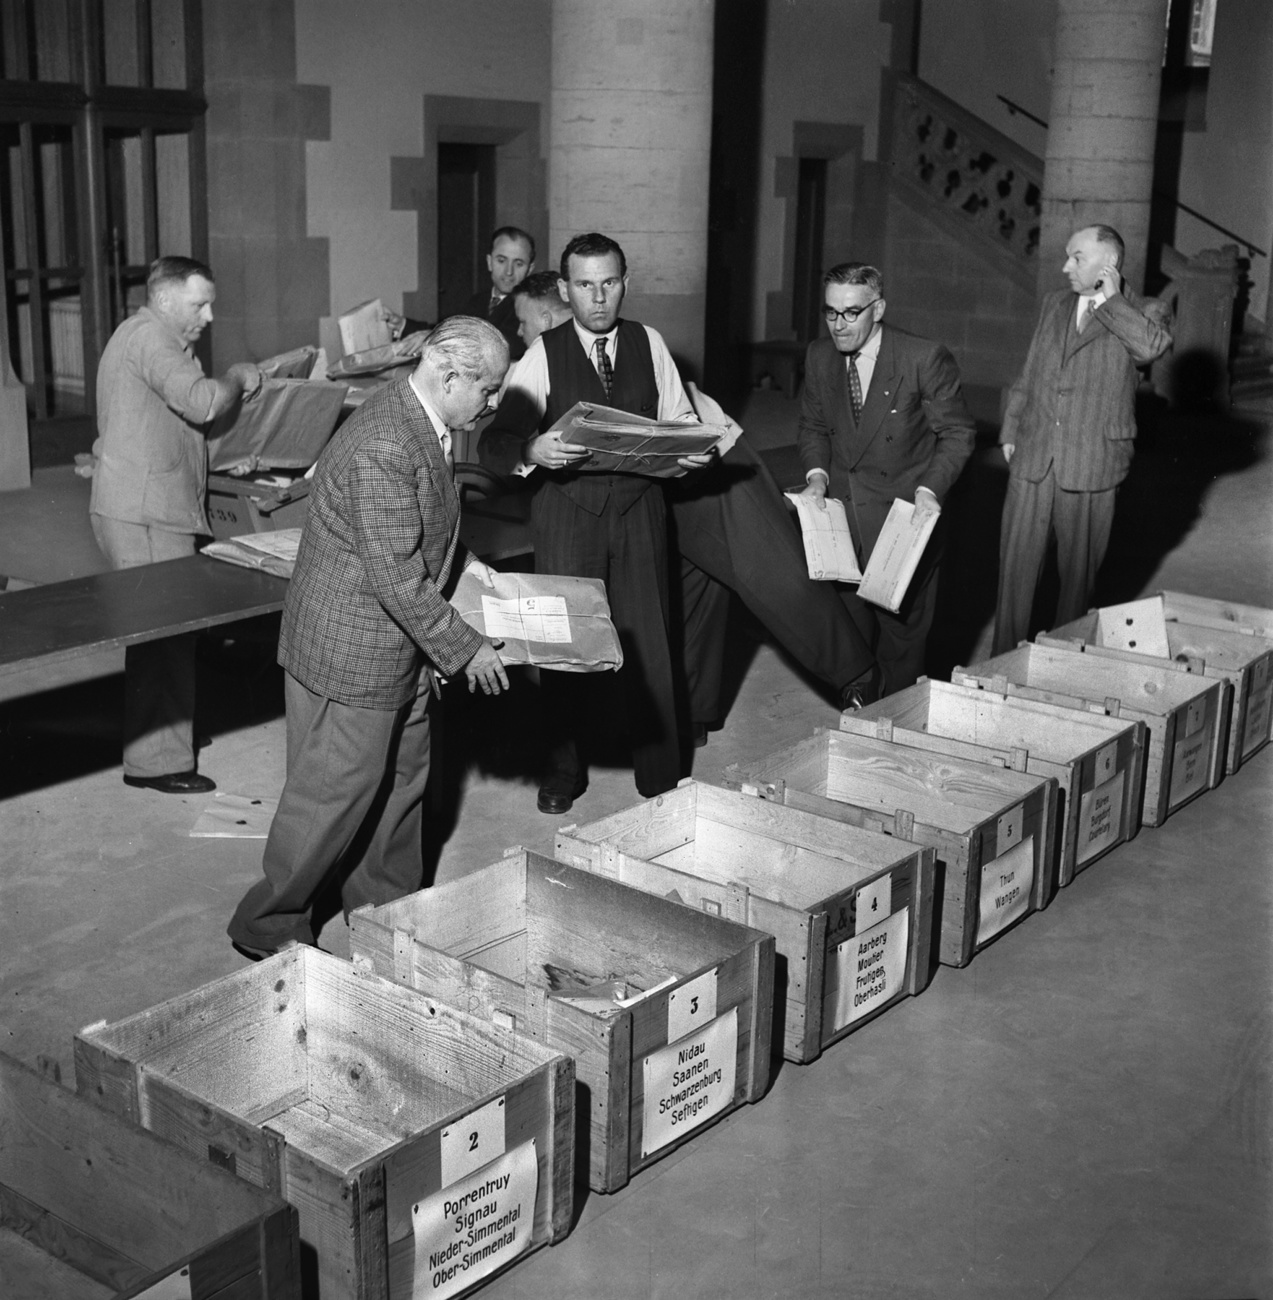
[992,224,1172,653]
[799,261,975,696]
[457,226,536,362]
[91,255,262,795]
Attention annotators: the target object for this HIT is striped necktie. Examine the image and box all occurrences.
[846,352,863,422]
[594,337,614,400]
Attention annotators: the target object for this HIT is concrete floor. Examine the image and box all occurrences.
[1,389,1270,1298]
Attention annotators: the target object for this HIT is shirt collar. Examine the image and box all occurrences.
[848,325,883,362]
[573,319,618,354]
[407,372,452,455]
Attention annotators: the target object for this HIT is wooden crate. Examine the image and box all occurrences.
[553,780,935,1064]
[207,473,311,540]
[74,945,573,1300]
[844,678,1145,889]
[1158,590,1273,640]
[724,729,1057,968]
[348,848,774,1195]
[1044,610,1273,774]
[955,641,1227,826]
[0,1049,299,1300]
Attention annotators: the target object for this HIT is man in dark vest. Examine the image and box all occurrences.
[481,231,708,812]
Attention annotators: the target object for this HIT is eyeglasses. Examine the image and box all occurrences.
[823,298,880,325]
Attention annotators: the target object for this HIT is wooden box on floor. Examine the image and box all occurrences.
[843,678,1145,889]
[1157,590,1273,640]
[553,780,935,1064]
[1043,609,1273,775]
[955,641,1226,826]
[0,1049,299,1300]
[724,728,1057,968]
[348,849,774,1195]
[73,945,574,1300]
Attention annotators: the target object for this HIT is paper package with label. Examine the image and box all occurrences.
[858,497,940,613]
[547,401,724,477]
[450,569,624,672]
[785,492,863,582]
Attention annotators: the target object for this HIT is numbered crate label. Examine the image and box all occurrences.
[1094,740,1118,784]
[641,1007,738,1157]
[996,804,1024,852]
[828,908,909,1033]
[1184,696,1208,738]
[134,1267,193,1300]
[1076,768,1125,866]
[667,968,718,1044]
[440,1095,506,1188]
[977,835,1035,946]
[412,1139,538,1300]
[1169,711,1213,807]
[853,873,892,936]
[1242,656,1273,757]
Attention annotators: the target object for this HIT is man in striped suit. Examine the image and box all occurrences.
[993,225,1173,653]
[227,317,510,959]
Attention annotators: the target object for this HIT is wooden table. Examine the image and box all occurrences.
[0,554,289,703]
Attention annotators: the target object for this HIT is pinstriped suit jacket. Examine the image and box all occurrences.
[1003,287,1172,492]
[278,378,482,710]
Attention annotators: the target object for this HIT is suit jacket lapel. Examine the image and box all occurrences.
[849,326,896,463]
[399,384,461,550]
[1063,294,1104,361]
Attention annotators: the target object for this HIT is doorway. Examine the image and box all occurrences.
[436,142,495,319]
[792,157,827,342]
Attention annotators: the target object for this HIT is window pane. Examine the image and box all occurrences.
[102,0,140,86]
[151,0,186,89]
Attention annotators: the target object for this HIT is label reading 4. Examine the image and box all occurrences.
[853,873,892,936]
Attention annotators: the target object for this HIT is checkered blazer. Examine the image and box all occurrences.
[278,378,482,709]
[1002,288,1173,491]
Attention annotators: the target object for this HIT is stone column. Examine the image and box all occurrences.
[1037,0,1169,294]
[549,0,714,374]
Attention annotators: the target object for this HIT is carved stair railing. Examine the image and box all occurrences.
[880,71,1044,290]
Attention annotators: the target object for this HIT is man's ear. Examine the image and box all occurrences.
[557,279,570,305]
[486,252,495,276]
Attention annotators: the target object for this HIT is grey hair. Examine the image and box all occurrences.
[420,315,509,380]
[823,262,884,295]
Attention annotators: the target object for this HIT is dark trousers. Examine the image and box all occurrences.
[836,513,946,697]
[227,671,431,952]
[532,482,680,797]
[993,468,1117,654]
[671,440,874,724]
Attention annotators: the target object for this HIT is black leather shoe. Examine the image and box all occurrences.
[231,941,272,963]
[123,770,217,794]
[537,781,587,815]
[839,666,883,712]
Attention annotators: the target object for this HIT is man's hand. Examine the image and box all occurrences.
[381,306,407,341]
[465,559,498,588]
[221,455,261,477]
[800,473,829,510]
[73,452,98,479]
[914,486,941,520]
[1095,264,1123,299]
[525,430,592,470]
[228,362,264,401]
[1001,443,1015,465]
[464,638,509,695]
[675,451,717,473]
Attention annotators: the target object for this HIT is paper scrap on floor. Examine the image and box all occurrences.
[190,793,279,838]
[785,492,863,582]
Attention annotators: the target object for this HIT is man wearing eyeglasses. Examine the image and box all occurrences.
[798,262,975,696]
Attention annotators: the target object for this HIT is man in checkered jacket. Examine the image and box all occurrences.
[228,316,510,958]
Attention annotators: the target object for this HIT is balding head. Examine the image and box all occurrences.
[416,315,509,431]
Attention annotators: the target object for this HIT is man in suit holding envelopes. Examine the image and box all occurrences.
[798,261,975,697]
[992,224,1172,653]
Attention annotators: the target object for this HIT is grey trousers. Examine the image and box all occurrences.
[993,468,1117,654]
[90,514,198,778]
[227,670,432,953]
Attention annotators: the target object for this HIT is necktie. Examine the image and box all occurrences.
[488,292,502,317]
[846,352,863,422]
[594,337,614,400]
[439,427,453,471]
[1077,298,1093,332]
